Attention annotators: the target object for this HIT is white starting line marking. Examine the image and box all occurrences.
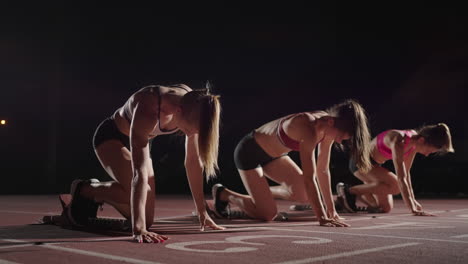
[456,214,468,218]
[39,243,163,264]
[352,222,420,230]
[259,227,468,244]
[449,209,468,213]
[402,218,468,224]
[1,239,163,264]
[219,216,461,230]
[0,258,21,264]
[165,235,332,253]
[0,243,36,250]
[451,234,468,238]
[273,242,420,264]
[351,221,453,230]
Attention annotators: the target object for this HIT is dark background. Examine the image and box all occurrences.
[1,3,467,197]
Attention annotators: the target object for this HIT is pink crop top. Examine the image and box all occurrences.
[376,130,416,159]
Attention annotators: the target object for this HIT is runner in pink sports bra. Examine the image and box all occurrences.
[376,130,417,159]
[338,124,454,217]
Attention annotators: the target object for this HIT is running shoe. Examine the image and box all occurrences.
[211,183,229,218]
[68,179,102,226]
[336,182,357,213]
[289,204,312,211]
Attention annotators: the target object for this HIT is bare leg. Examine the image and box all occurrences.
[269,185,291,200]
[263,156,307,203]
[80,140,155,226]
[352,173,379,208]
[351,166,398,196]
[358,192,379,208]
[82,181,131,217]
[219,167,278,221]
[350,166,399,212]
[375,194,394,213]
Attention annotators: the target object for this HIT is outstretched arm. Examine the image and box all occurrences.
[316,139,341,220]
[389,134,423,215]
[299,126,348,227]
[130,101,168,243]
[404,152,418,202]
[185,134,225,231]
[403,152,434,216]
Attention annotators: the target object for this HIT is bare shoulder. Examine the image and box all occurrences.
[386,130,405,140]
[132,88,159,117]
[292,111,326,127]
[385,130,405,147]
[290,113,320,142]
[160,84,193,95]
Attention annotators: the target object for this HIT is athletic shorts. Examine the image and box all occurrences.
[234,131,286,170]
[93,118,130,150]
[349,157,379,174]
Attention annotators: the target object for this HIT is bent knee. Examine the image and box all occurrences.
[378,202,393,213]
[388,184,400,195]
[380,206,392,213]
[258,213,277,221]
[379,181,399,195]
[256,208,278,221]
[289,190,308,203]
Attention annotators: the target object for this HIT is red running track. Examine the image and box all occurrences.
[0,195,467,264]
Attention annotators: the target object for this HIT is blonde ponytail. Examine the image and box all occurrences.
[198,95,221,179]
[180,87,222,181]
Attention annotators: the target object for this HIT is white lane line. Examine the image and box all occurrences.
[317,210,443,224]
[1,239,163,264]
[449,209,468,213]
[0,259,21,264]
[2,237,130,244]
[351,221,454,230]
[216,214,461,229]
[401,218,468,224]
[210,216,444,229]
[0,210,59,215]
[318,209,466,225]
[75,237,132,242]
[352,222,421,230]
[451,234,468,238]
[155,214,200,223]
[259,227,468,244]
[155,208,195,212]
[274,242,420,264]
[40,244,163,264]
[0,243,36,250]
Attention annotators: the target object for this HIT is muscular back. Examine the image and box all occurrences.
[254,111,328,157]
[112,87,159,137]
[112,86,190,138]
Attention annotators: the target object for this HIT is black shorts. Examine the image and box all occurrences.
[234,131,286,170]
[349,157,379,174]
[93,118,130,150]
